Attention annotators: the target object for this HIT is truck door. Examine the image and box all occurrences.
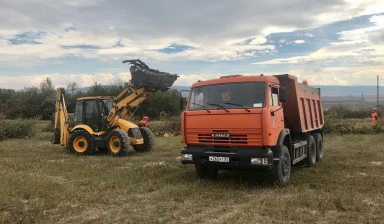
[269,86,285,143]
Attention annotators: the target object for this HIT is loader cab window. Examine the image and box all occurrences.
[103,99,113,111]
[188,82,266,110]
[74,100,107,131]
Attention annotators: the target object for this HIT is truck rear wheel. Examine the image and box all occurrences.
[314,133,323,161]
[69,130,96,155]
[134,127,154,152]
[305,135,317,167]
[107,129,132,157]
[195,164,218,179]
[270,145,291,186]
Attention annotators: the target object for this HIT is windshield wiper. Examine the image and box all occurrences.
[191,103,211,113]
[207,103,229,112]
[224,102,250,112]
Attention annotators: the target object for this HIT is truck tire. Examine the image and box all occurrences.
[195,164,218,179]
[134,127,155,152]
[270,145,291,186]
[69,130,96,155]
[314,133,323,161]
[107,129,132,157]
[305,135,317,167]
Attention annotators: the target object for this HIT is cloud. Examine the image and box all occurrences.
[0,1,383,88]
[1,0,383,65]
[254,14,384,66]
[0,72,132,90]
[294,40,305,44]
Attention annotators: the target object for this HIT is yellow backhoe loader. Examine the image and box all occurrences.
[51,59,178,156]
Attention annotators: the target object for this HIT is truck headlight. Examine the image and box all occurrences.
[251,158,269,165]
[182,154,193,161]
[251,158,262,165]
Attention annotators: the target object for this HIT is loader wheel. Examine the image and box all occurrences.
[314,133,323,161]
[195,164,218,179]
[134,127,154,152]
[305,135,317,167]
[270,145,291,186]
[107,129,132,157]
[69,130,96,155]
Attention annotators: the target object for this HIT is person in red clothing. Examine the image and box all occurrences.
[140,116,149,127]
[371,108,378,125]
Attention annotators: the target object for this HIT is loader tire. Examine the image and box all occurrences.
[134,127,154,152]
[270,145,291,186]
[107,129,132,157]
[305,135,317,167]
[314,133,323,161]
[69,130,96,155]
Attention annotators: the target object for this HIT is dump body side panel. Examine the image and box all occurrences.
[275,74,324,133]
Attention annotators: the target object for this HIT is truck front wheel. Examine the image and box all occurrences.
[195,164,218,179]
[270,145,291,186]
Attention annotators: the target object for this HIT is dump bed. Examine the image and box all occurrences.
[275,74,324,133]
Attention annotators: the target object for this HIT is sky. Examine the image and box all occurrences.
[0,0,384,89]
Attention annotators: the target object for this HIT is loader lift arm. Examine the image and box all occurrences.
[106,59,178,124]
[106,85,158,124]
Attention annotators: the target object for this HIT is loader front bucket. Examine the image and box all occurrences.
[123,59,178,91]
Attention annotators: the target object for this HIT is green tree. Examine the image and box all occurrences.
[66,82,78,92]
[0,88,16,114]
[39,77,56,120]
[136,89,180,119]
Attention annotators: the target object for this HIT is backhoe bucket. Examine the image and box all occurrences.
[124,59,178,90]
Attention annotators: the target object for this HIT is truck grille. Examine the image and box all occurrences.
[198,133,248,144]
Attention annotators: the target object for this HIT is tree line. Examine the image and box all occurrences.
[0,78,182,120]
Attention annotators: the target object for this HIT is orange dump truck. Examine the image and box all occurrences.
[181,74,324,185]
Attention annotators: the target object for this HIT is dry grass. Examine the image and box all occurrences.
[0,121,383,223]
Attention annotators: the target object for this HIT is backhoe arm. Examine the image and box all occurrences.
[52,88,70,146]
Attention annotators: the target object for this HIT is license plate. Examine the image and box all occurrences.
[209,156,229,163]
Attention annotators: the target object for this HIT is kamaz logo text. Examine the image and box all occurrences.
[211,133,231,138]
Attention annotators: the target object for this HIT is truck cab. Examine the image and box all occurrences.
[181,74,324,185]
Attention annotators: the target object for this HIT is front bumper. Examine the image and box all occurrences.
[181,146,274,170]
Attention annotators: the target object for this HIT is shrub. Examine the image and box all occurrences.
[0,120,36,141]
[324,118,384,134]
[149,116,181,136]
[325,105,376,119]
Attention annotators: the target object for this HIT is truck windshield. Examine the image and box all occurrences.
[188,82,266,111]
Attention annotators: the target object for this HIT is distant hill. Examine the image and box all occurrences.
[314,85,384,97]
[68,85,383,98]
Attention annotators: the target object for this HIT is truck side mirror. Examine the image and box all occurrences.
[179,90,190,111]
[279,87,287,102]
[179,93,184,111]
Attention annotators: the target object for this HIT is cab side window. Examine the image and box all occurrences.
[270,87,279,107]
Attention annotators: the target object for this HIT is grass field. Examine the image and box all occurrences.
[1,121,384,223]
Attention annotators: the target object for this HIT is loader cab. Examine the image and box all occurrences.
[74,98,111,132]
